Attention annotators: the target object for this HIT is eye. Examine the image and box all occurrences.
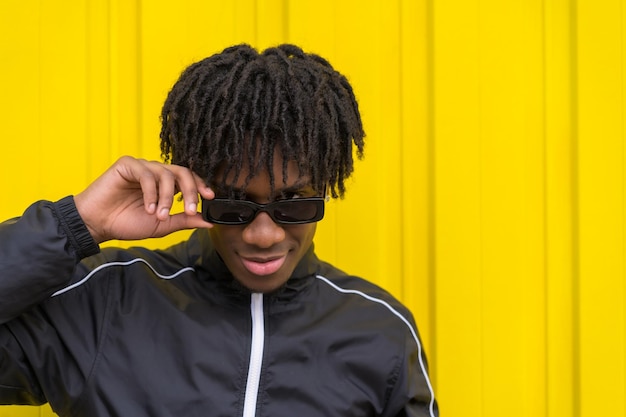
[281,191,304,200]
[279,188,318,200]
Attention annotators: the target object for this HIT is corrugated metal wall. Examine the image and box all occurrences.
[1,1,624,416]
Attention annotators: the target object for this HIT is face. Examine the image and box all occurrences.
[208,152,319,293]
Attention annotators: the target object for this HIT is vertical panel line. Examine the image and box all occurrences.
[84,0,91,183]
[253,0,259,45]
[282,0,289,40]
[37,0,44,200]
[570,0,581,416]
[136,0,143,155]
[476,0,485,414]
[110,0,118,161]
[397,0,406,303]
[426,0,438,373]
[540,1,549,416]
[621,0,626,410]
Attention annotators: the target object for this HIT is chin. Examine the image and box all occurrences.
[238,275,288,294]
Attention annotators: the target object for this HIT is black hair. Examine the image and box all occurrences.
[160,43,365,198]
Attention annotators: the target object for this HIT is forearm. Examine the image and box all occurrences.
[0,197,99,323]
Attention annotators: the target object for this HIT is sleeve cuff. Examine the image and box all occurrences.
[53,196,100,259]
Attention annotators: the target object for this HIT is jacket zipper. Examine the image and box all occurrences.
[242,293,265,417]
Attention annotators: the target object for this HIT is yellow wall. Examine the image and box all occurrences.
[0,1,624,416]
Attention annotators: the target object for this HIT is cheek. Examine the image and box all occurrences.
[210,223,317,249]
[209,226,242,248]
[288,223,317,246]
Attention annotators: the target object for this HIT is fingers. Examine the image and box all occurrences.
[117,156,214,222]
[134,167,159,215]
[76,156,215,243]
[170,167,214,217]
[153,165,215,221]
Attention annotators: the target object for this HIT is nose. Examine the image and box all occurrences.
[242,211,286,248]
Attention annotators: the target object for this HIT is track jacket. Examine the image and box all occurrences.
[0,197,438,417]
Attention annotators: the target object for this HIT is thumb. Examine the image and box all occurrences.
[161,212,213,236]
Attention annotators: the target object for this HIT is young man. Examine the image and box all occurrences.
[0,44,438,416]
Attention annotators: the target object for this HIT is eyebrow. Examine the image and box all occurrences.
[276,179,316,194]
[213,179,316,198]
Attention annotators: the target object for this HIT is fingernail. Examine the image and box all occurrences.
[160,208,170,217]
[189,203,197,213]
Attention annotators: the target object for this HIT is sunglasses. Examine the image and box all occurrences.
[201,196,326,225]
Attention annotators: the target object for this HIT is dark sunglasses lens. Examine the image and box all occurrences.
[208,201,255,224]
[204,198,324,224]
[272,200,321,223]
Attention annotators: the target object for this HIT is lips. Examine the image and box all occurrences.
[240,255,287,276]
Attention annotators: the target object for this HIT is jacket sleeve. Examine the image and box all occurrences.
[0,197,100,406]
[0,196,100,324]
[385,323,439,417]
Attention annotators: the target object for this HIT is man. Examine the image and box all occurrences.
[0,44,438,416]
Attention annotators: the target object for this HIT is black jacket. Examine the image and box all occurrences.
[0,197,438,416]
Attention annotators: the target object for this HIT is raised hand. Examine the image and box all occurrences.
[74,156,214,244]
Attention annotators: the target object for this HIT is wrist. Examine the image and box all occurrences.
[53,196,101,258]
[73,192,108,244]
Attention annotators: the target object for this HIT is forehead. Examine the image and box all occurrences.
[212,150,312,194]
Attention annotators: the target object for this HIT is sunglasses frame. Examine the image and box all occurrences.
[201,196,327,225]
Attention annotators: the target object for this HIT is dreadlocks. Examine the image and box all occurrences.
[159,44,365,199]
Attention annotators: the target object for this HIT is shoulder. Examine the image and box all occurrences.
[52,233,205,299]
[312,260,418,340]
[314,260,411,310]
